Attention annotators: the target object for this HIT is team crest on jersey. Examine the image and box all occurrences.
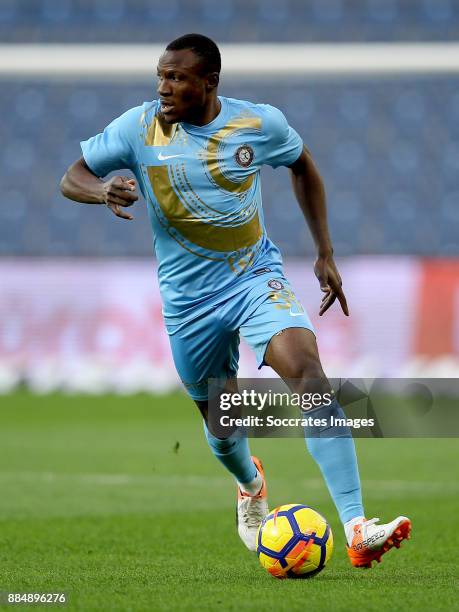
[268,279,284,290]
[235,144,254,167]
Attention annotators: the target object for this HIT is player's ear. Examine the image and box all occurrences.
[206,72,219,90]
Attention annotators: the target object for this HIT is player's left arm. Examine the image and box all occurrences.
[288,147,349,317]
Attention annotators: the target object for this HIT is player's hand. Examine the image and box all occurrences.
[102,176,138,220]
[314,255,349,317]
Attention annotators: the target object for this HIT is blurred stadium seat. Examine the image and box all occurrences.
[1,77,457,257]
[1,0,458,43]
[1,1,458,390]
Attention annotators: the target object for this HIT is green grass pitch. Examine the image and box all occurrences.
[0,391,457,611]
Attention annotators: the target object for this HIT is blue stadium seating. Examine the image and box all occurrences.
[1,0,458,42]
[1,76,457,256]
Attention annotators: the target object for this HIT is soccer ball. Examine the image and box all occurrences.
[256,504,333,579]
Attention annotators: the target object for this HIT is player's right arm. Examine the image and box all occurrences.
[60,157,138,221]
[60,105,144,220]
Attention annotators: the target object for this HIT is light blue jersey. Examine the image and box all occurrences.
[82,95,364,529]
[81,96,303,322]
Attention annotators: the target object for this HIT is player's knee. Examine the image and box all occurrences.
[282,358,329,396]
[284,359,324,381]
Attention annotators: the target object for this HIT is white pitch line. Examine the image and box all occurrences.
[0,471,457,494]
[0,471,228,487]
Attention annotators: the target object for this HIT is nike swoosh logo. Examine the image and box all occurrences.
[158,152,185,161]
[290,310,305,317]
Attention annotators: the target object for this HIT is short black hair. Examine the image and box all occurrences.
[166,33,221,75]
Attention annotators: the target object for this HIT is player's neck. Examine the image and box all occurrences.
[186,96,221,127]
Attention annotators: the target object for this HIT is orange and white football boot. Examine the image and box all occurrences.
[236,456,269,552]
[347,516,412,568]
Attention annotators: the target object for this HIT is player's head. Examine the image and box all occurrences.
[157,33,221,125]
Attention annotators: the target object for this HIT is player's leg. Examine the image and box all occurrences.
[194,352,268,552]
[166,312,267,550]
[202,402,269,552]
[196,378,262,496]
[264,327,365,529]
[266,329,411,567]
[241,275,411,566]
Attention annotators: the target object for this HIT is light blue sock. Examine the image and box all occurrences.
[304,398,364,524]
[203,421,257,485]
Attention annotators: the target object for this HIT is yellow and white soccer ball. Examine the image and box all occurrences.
[256,504,333,579]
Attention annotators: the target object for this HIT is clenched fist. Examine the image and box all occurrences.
[103,176,139,220]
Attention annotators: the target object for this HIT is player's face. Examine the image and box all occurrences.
[156,49,213,125]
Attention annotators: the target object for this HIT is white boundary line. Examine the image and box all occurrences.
[1,471,458,494]
[1,43,458,78]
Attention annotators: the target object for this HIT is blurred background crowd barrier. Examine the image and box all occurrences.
[1,259,458,393]
[1,0,458,392]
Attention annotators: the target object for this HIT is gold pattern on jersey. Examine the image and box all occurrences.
[172,163,258,224]
[269,288,305,313]
[147,165,262,252]
[145,114,178,146]
[228,250,258,275]
[206,117,262,193]
[170,164,261,248]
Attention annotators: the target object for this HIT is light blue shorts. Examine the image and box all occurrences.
[166,274,314,401]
